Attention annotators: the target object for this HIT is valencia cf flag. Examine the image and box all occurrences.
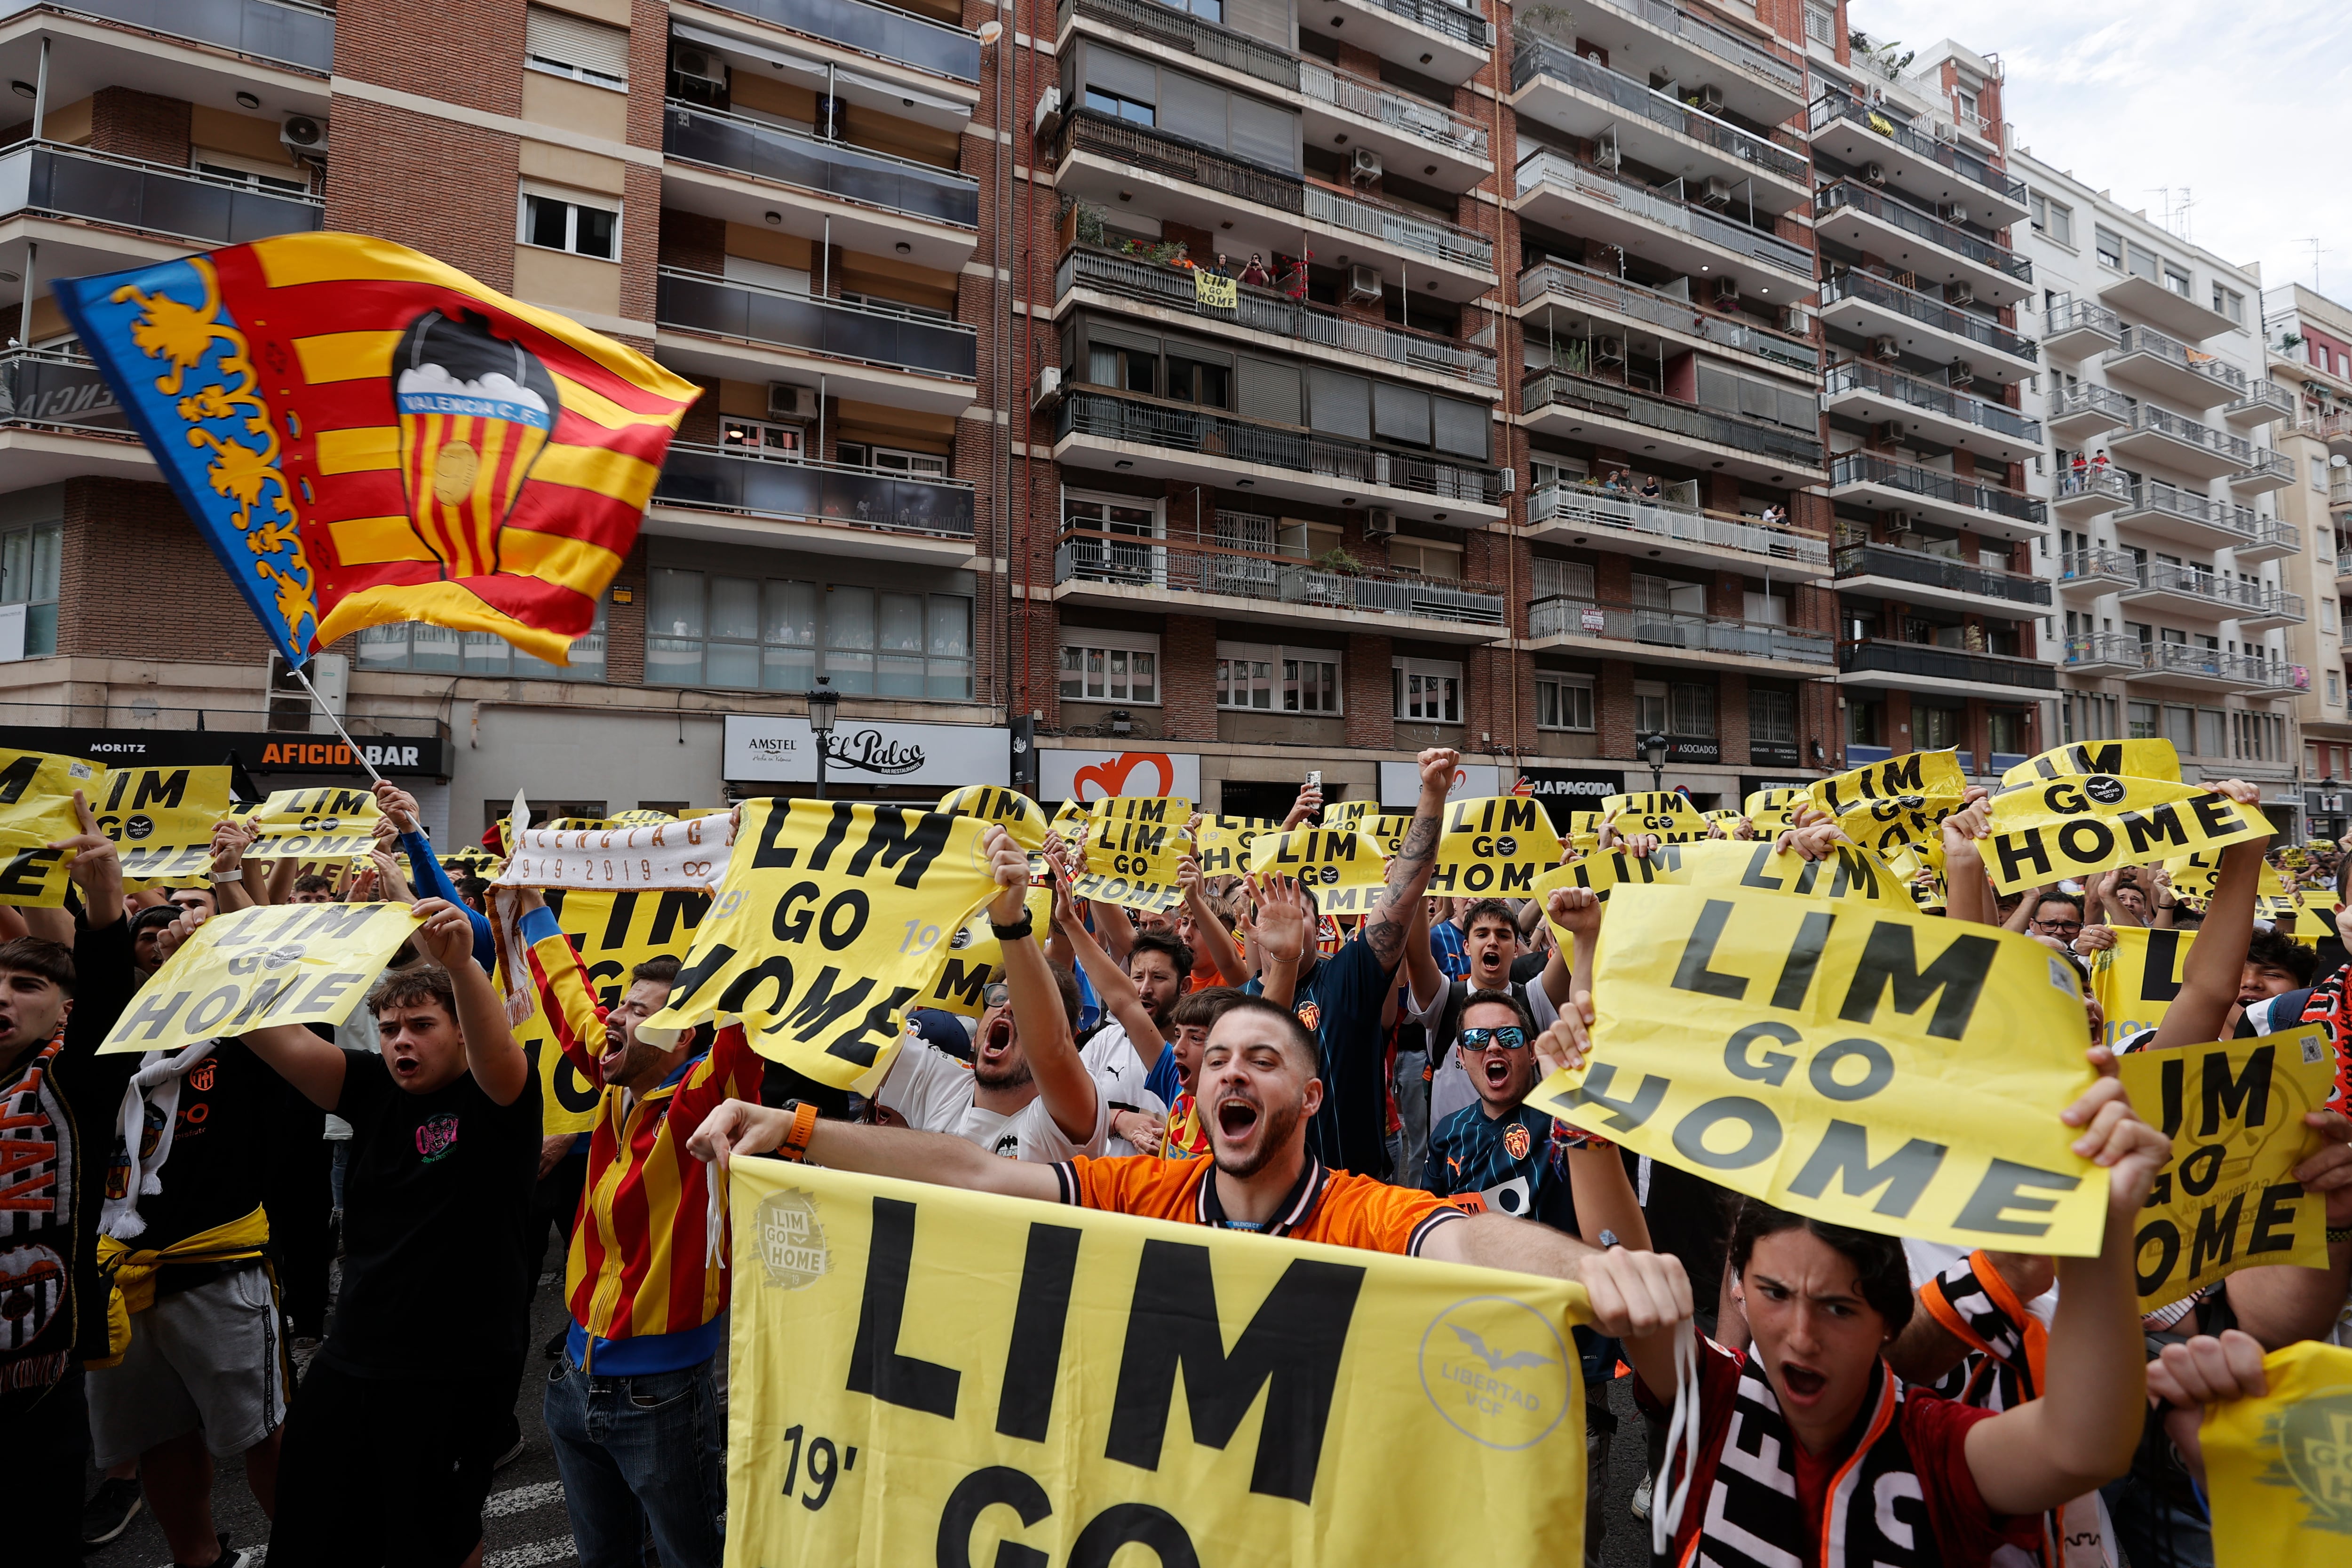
[54,232,699,667]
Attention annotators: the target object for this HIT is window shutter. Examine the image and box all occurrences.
[1432,397,1487,458]
[526,5,629,80]
[1238,357,1302,425]
[1224,0,1293,50]
[1086,322,1162,355]
[1083,44,1158,103]
[1228,95,1299,173]
[1373,382,1431,446]
[1307,368,1370,440]
[1158,71,1228,150]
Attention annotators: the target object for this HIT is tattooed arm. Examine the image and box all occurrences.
[1360,748,1459,975]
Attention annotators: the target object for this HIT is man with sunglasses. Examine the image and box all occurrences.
[1422,992,1590,1232]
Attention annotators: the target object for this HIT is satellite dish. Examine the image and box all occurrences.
[977,19,1004,43]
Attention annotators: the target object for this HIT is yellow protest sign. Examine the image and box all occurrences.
[1075,806,1189,913]
[917,883,1056,1018]
[938,786,1050,852]
[643,800,1001,1089]
[1244,828,1390,895]
[1808,750,1968,817]
[1323,799,1372,827]
[99,901,417,1056]
[1535,840,1910,909]
[1091,794,1194,828]
[90,765,234,888]
[1984,775,2266,895]
[245,785,383,860]
[1192,814,1278,878]
[2116,1034,2332,1313]
[1195,266,1239,310]
[2088,927,2195,1050]
[0,747,104,906]
[1427,795,1555,898]
[1743,787,1805,824]
[1528,883,2108,1253]
[514,887,713,1135]
[2000,738,2181,788]
[1049,800,1091,842]
[1600,791,1708,841]
[2201,1338,2352,1567]
[724,1158,1590,1568]
[1565,811,1601,836]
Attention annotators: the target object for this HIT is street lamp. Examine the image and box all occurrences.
[1642,732,1669,792]
[807,676,840,800]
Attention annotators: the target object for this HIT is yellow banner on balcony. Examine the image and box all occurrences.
[1195,266,1238,310]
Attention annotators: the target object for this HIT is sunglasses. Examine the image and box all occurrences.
[1459,1026,1529,1052]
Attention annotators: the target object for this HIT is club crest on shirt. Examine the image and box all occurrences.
[1295,1001,1321,1033]
[413,1113,460,1163]
[1502,1121,1532,1161]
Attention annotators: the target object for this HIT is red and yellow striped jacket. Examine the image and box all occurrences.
[525,922,762,1369]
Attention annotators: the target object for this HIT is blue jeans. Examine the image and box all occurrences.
[544,1355,726,1568]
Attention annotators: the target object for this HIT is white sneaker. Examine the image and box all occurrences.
[1630,1471,1653,1521]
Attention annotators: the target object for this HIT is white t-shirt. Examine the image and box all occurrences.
[1408,975,1561,1129]
[1077,1020,1169,1156]
[879,1039,1109,1162]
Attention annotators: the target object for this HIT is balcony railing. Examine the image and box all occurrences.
[1819,270,2037,362]
[1303,182,1493,272]
[2236,450,2294,486]
[0,140,321,246]
[2121,480,2258,541]
[1514,150,1812,278]
[1839,639,2057,689]
[2126,561,2267,616]
[1526,480,1830,564]
[1530,597,1832,663]
[1525,368,1822,467]
[664,102,979,227]
[2143,643,2276,686]
[1572,0,1804,93]
[656,268,977,380]
[1806,85,2027,206]
[2058,548,2138,586]
[1056,247,1495,386]
[0,348,133,435]
[2123,404,2255,468]
[1299,61,1490,158]
[2064,631,2149,671]
[1513,38,1806,183]
[2253,588,2306,622]
[2338,552,2352,579]
[2049,383,2132,427]
[1056,387,1505,503]
[2333,474,2352,508]
[0,0,335,71]
[1830,451,2046,525]
[2303,410,2352,444]
[1822,360,2041,443]
[1835,542,2050,606]
[2055,469,2134,507]
[1059,0,1296,87]
[2241,517,2299,554]
[2227,381,2295,422]
[1815,182,2031,285]
[1517,261,1818,373]
[1348,0,1490,48]
[1057,532,1506,624]
[2043,297,2122,343]
[698,0,982,84]
[1057,110,1301,212]
[2106,323,2249,399]
[652,444,975,537]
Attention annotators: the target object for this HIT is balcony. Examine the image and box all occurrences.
[1526,480,1832,578]
[2229,449,2294,495]
[1817,270,2037,380]
[1297,60,1493,187]
[1054,529,1505,643]
[1299,0,1492,86]
[2108,405,2255,482]
[2338,553,2352,586]
[1512,149,1813,284]
[1522,368,1823,483]
[1813,181,2033,307]
[1514,261,1818,380]
[1835,542,2050,614]
[2041,298,2122,361]
[0,140,321,283]
[2056,548,2137,596]
[2101,323,2249,408]
[2131,643,2275,693]
[1828,451,2046,539]
[647,444,977,563]
[2334,472,2352,509]
[2110,480,2259,551]
[1837,639,2057,693]
[2045,383,2131,442]
[0,0,336,74]
[2303,410,2352,459]
[2063,632,2147,676]
[653,268,976,412]
[0,347,156,486]
[2097,268,2237,344]
[1057,247,1495,390]
[2119,562,2268,621]
[697,0,983,87]
[2235,517,2300,564]
[660,102,979,270]
[2223,380,2295,429]
[1805,85,2030,225]
[2048,467,2133,522]
[1821,361,2041,465]
[2239,589,2306,632]
[1051,386,1507,524]
[1527,596,1833,675]
[1528,0,1808,125]
[1510,39,1810,212]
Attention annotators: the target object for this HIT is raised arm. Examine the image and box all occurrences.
[686,1099,1063,1201]
[1420,1210,1689,1342]
[987,826,1097,1144]
[1089,891,1138,969]
[2149,782,2269,1050]
[152,905,354,1110]
[1529,1006,1651,1250]
[377,782,493,971]
[1400,891,1443,1019]
[414,896,528,1105]
[1246,873,1308,1011]
[1051,875,1165,1063]
[209,818,257,914]
[1177,853,1246,986]
[1279,779,1323,831]
[1359,748,1457,975]
[1535,885,1603,1011]
[2003,883,2045,934]
[1940,794,1994,926]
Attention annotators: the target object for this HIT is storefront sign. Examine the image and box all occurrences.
[0,725,444,777]
[723,715,1008,787]
[1037,748,1201,803]
[1748,740,1801,767]
[1667,737,1721,763]
[1378,760,1501,809]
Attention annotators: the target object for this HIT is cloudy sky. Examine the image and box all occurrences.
[1848,0,2352,311]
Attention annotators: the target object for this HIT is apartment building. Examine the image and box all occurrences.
[2014,152,2302,822]
[0,0,1975,829]
[2262,281,2352,839]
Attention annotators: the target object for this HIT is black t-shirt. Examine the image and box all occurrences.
[320,1050,541,1379]
[105,1040,303,1288]
[1250,934,1396,1178]
[1509,950,1546,987]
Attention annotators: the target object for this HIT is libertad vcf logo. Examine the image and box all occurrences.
[1418,1295,1573,1450]
[414,1113,460,1163]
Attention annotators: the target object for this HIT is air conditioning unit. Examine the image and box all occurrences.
[1033,364,1063,404]
[1498,465,1517,494]
[1349,146,1384,183]
[672,46,728,92]
[1595,336,1626,367]
[1870,335,1901,362]
[279,114,328,160]
[1875,420,1906,445]
[1945,280,1976,307]
[1942,204,1971,227]
[1782,304,1812,336]
[1710,275,1740,306]
[1931,118,1960,143]
[1595,136,1622,172]
[1692,84,1725,115]
[1862,161,1887,186]
[1363,507,1396,537]
[1699,176,1733,208]
[1346,264,1383,303]
[767,382,815,419]
[266,651,347,733]
[1946,360,1975,389]
[1033,85,1063,137]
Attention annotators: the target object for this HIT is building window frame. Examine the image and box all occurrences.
[1058,628,1161,707]
[1536,673,1595,732]
[645,568,972,699]
[518,186,620,261]
[1216,640,1341,714]
[0,518,61,661]
[1393,656,1463,724]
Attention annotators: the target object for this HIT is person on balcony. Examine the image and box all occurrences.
[1239,252,1270,287]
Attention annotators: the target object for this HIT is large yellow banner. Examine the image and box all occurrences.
[1534,840,1910,907]
[1245,827,1390,894]
[724,1159,1590,1568]
[2000,739,2181,788]
[938,786,1051,853]
[644,800,1001,1089]
[2202,1338,2352,1567]
[95,765,234,889]
[1192,815,1278,877]
[1983,775,2266,894]
[0,746,103,906]
[2116,1035,2332,1312]
[1073,802,1190,913]
[1808,749,1968,817]
[515,887,712,1136]
[1600,791,1708,842]
[1427,795,1555,898]
[1527,883,2109,1254]
[2088,927,2195,1050]
[916,883,1055,1019]
[99,901,416,1055]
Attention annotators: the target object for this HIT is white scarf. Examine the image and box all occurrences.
[98,1041,216,1241]
[492,814,736,892]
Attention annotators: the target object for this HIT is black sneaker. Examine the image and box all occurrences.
[197,1532,253,1568]
[80,1476,143,1548]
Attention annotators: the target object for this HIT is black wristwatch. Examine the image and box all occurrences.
[989,911,1035,941]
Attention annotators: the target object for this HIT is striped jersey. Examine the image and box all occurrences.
[523,909,762,1373]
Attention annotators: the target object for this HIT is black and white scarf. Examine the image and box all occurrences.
[0,1028,76,1390]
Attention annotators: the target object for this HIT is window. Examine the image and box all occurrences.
[1749,686,1796,744]
[1082,85,1154,124]
[1669,682,1715,737]
[1165,356,1230,408]
[2126,241,2160,282]
[1636,680,1668,736]
[1087,342,1155,396]
[1846,698,1881,747]
[520,189,617,260]
[645,569,970,697]
[720,417,802,460]
[1915,704,1963,750]
[2029,193,2073,247]
[195,160,309,195]
[2213,285,2246,326]
[1987,709,2027,756]
[1394,657,1462,724]
[524,5,628,89]
[837,443,948,477]
[2331,672,2344,705]
[1387,538,1462,579]
[2095,226,2124,271]
[1537,674,1594,731]
[1804,3,1834,44]
[2163,263,2193,300]
[358,598,607,681]
[1059,631,1159,705]
[2163,704,2195,753]
[2200,708,2227,757]
[0,519,60,659]
[1216,641,1339,713]
[2325,599,2339,636]
[2316,457,2332,491]
[2127,700,2159,739]
[1955,88,1978,123]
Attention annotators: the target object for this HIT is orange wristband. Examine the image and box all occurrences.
[779,1100,819,1162]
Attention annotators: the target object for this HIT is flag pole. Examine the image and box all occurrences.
[292,664,385,786]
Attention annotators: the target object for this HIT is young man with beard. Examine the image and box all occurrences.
[874,827,1107,1162]
[685,996,1691,1345]
[512,885,763,1568]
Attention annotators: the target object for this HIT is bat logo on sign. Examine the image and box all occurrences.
[2086,776,2127,806]
[1448,1322,1556,1371]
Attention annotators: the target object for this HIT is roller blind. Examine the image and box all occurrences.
[1238,357,1301,424]
[525,5,628,80]
[1229,94,1298,173]
[1373,382,1430,446]
[1083,43,1158,103]
[1086,322,1162,354]
[1308,368,1370,441]
[1224,0,1293,50]
[1158,71,1227,149]
[1432,397,1487,458]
